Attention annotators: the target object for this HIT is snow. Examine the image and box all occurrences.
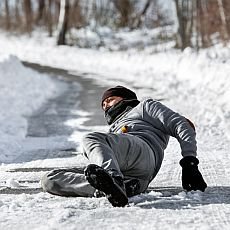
[0,55,67,163]
[0,30,230,229]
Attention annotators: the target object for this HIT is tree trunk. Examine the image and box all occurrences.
[54,0,61,25]
[57,0,70,45]
[217,0,229,41]
[113,0,133,27]
[174,0,183,49]
[71,0,84,28]
[5,0,11,30]
[223,0,230,35]
[186,0,193,47]
[47,0,53,36]
[174,0,193,50]
[194,0,200,50]
[23,0,32,33]
[36,0,45,25]
[15,0,21,27]
[200,0,211,47]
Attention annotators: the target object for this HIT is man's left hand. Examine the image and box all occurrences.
[180,156,207,192]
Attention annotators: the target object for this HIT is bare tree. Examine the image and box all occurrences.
[199,0,211,47]
[15,0,22,28]
[53,0,61,25]
[23,0,32,33]
[223,0,230,35]
[36,0,45,25]
[113,0,133,27]
[46,0,53,36]
[174,0,194,50]
[5,0,11,30]
[69,0,84,29]
[57,0,70,45]
[217,0,229,41]
[0,0,229,49]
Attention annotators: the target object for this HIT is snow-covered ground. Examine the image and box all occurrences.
[0,31,230,229]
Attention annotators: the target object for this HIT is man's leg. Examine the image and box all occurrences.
[82,132,157,194]
[41,167,95,197]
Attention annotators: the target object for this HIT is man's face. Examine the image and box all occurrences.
[102,96,123,111]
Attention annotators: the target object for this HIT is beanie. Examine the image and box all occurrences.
[101,86,137,107]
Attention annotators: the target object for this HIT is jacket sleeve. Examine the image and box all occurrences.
[143,99,197,157]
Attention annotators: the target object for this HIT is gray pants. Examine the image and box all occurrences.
[41,132,157,197]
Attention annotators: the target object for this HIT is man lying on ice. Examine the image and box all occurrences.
[41,86,207,207]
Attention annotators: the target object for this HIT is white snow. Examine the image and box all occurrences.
[0,55,68,163]
[0,30,230,229]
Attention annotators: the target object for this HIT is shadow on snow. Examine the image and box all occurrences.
[129,186,230,210]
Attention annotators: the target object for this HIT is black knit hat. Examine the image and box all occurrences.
[101,86,137,107]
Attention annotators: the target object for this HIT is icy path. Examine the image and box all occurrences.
[0,63,230,230]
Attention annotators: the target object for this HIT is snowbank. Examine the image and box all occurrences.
[0,55,63,163]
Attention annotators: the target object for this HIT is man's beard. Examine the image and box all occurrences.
[104,99,140,125]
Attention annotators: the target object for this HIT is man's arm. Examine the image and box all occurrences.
[143,99,197,157]
[143,99,207,192]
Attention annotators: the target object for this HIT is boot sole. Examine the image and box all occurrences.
[85,164,128,207]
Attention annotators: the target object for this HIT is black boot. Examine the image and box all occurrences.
[84,164,128,207]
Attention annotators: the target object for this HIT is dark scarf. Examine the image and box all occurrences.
[104,99,140,125]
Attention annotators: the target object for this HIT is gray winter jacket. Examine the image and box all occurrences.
[109,98,197,173]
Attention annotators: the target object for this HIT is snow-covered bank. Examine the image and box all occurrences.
[0,55,65,163]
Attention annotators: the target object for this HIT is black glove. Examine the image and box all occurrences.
[180,156,207,192]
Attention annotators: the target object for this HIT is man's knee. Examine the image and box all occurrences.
[41,172,59,194]
[82,132,105,144]
[82,132,107,156]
